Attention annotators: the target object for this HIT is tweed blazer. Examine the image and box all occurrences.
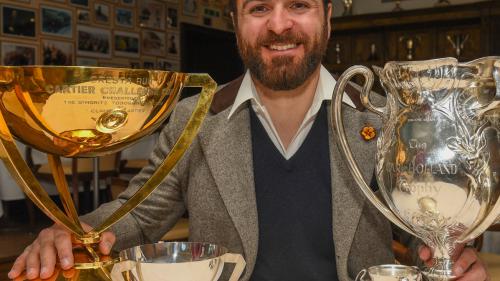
[82,77,394,281]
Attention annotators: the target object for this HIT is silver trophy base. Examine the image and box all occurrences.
[422,258,457,281]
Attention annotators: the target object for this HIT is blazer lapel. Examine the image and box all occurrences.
[198,105,259,275]
[328,103,372,280]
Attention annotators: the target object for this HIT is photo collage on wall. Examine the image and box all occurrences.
[0,0,181,71]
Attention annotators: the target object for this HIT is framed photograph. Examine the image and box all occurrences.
[138,0,165,30]
[99,60,128,68]
[129,61,140,69]
[70,0,88,7]
[77,25,111,58]
[157,59,179,71]
[121,0,135,6]
[142,59,156,69]
[1,5,36,38]
[141,30,166,56]
[94,3,111,25]
[77,9,91,23]
[42,39,74,65]
[115,7,134,28]
[76,57,98,66]
[182,0,197,16]
[114,31,139,58]
[166,31,179,58]
[41,6,73,38]
[1,42,37,65]
[166,6,178,29]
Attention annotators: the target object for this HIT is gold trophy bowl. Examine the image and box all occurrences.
[0,66,217,280]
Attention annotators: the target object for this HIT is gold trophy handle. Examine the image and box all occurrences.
[222,253,246,281]
[0,111,86,236]
[331,65,417,236]
[92,73,217,235]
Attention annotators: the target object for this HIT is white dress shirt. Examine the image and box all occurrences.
[228,65,355,160]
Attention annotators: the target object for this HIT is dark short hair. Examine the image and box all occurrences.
[229,0,330,19]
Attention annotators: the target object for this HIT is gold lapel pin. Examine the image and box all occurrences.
[360,124,377,141]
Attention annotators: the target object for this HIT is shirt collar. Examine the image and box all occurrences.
[227,65,355,119]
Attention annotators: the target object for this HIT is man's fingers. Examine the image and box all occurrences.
[453,247,478,277]
[99,232,116,255]
[418,245,432,262]
[8,246,31,279]
[25,242,41,280]
[456,258,489,281]
[54,229,74,270]
[38,229,57,279]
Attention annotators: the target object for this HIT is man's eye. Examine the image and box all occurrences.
[290,2,309,10]
[249,5,269,13]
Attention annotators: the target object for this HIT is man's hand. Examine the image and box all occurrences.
[418,244,489,281]
[8,223,116,280]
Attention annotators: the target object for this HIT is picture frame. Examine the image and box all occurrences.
[141,30,166,56]
[120,0,135,6]
[77,9,91,23]
[114,31,139,58]
[76,56,98,66]
[166,5,178,29]
[99,60,129,68]
[94,3,111,25]
[41,5,73,39]
[157,58,179,71]
[1,41,37,65]
[70,0,89,7]
[142,58,156,69]
[42,39,74,65]
[182,0,197,16]
[166,31,180,58]
[129,60,141,69]
[115,7,134,28]
[1,5,36,38]
[138,0,165,30]
[77,25,111,58]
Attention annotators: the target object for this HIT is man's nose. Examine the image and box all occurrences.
[266,8,293,34]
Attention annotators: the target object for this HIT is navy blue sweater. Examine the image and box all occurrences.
[249,103,338,281]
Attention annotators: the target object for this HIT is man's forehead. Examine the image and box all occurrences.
[238,0,324,8]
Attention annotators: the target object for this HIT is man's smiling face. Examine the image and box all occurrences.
[234,0,331,91]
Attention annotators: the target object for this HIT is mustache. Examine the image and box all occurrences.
[255,31,307,46]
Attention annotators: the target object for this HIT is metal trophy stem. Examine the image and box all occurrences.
[93,157,99,210]
[332,57,500,280]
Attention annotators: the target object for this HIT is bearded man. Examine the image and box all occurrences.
[9,0,488,280]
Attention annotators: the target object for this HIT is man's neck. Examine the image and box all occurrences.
[252,66,321,149]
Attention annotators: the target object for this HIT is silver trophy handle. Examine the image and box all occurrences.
[355,269,368,281]
[331,65,417,236]
[221,253,246,281]
[111,260,135,281]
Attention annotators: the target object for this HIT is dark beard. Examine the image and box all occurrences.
[237,26,328,91]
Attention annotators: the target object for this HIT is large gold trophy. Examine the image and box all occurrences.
[0,66,244,281]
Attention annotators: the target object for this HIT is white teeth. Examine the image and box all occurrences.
[269,44,297,51]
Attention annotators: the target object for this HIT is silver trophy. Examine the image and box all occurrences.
[355,265,422,281]
[332,57,500,280]
[111,242,245,281]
